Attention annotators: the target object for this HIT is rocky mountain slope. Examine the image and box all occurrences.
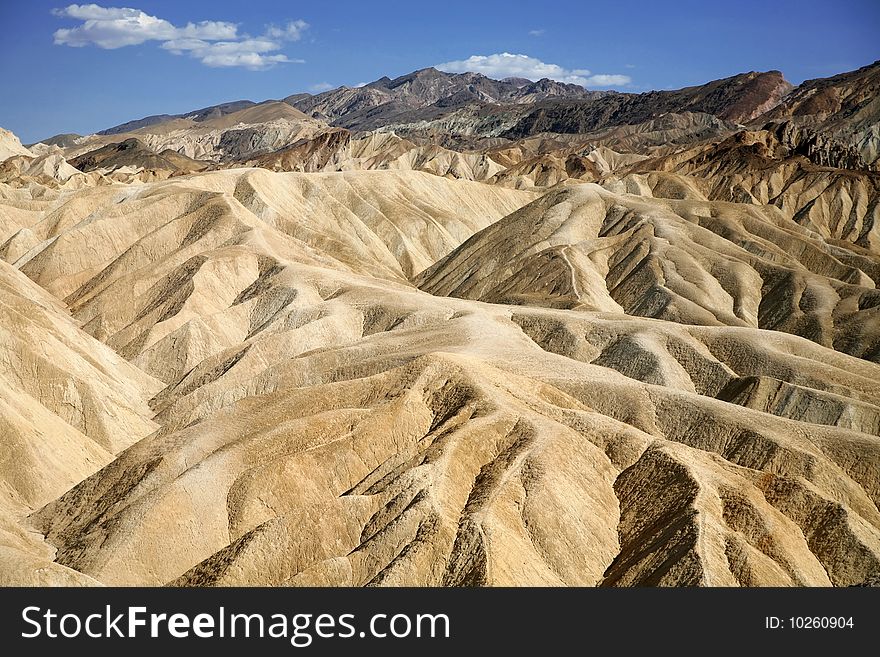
[33,61,878,176]
[756,60,880,166]
[286,68,600,129]
[502,70,793,140]
[620,128,880,252]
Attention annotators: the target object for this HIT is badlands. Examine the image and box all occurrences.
[0,62,879,586]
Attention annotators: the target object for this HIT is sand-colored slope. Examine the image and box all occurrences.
[198,101,311,129]
[0,151,80,188]
[417,183,880,361]
[0,166,878,588]
[29,280,880,587]
[2,170,534,385]
[248,129,510,185]
[0,127,33,162]
[0,259,161,585]
[0,62,876,589]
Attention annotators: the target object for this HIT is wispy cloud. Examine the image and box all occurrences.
[436,53,631,87]
[265,20,308,41]
[528,29,545,37]
[51,4,308,70]
[309,82,335,92]
[583,74,632,86]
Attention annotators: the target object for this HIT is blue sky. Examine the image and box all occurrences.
[1,0,878,143]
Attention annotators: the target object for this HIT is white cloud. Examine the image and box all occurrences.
[52,4,308,70]
[528,29,545,37]
[309,82,335,92]
[159,38,208,54]
[583,74,631,86]
[161,37,303,69]
[435,52,631,87]
[265,20,308,41]
[176,21,239,41]
[54,4,141,20]
[53,7,178,48]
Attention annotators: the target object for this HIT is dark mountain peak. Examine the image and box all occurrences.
[282,92,312,104]
[366,76,393,89]
[283,65,596,131]
[386,67,448,89]
[451,70,490,81]
[639,69,794,123]
[796,59,880,88]
[519,78,584,93]
[735,69,790,88]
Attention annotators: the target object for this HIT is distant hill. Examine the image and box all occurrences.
[97,100,258,136]
[69,137,208,173]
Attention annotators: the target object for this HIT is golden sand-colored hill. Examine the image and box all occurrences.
[417,183,880,362]
[0,156,876,587]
